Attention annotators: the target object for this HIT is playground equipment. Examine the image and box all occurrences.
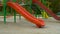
[0,0,16,23]
[33,0,60,20]
[0,0,45,28]
[0,0,60,28]
[7,2,45,27]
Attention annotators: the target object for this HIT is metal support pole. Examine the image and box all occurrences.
[3,0,7,24]
[14,10,16,23]
[12,0,16,23]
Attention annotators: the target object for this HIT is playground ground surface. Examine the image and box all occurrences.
[0,16,60,34]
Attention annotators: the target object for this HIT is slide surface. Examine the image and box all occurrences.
[33,0,60,20]
[7,2,45,28]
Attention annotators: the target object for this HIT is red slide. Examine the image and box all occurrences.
[33,0,60,20]
[7,2,45,28]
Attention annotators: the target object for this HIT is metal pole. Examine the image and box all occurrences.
[12,0,16,23]
[3,0,7,24]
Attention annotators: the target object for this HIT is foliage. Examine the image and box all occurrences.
[46,0,60,14]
